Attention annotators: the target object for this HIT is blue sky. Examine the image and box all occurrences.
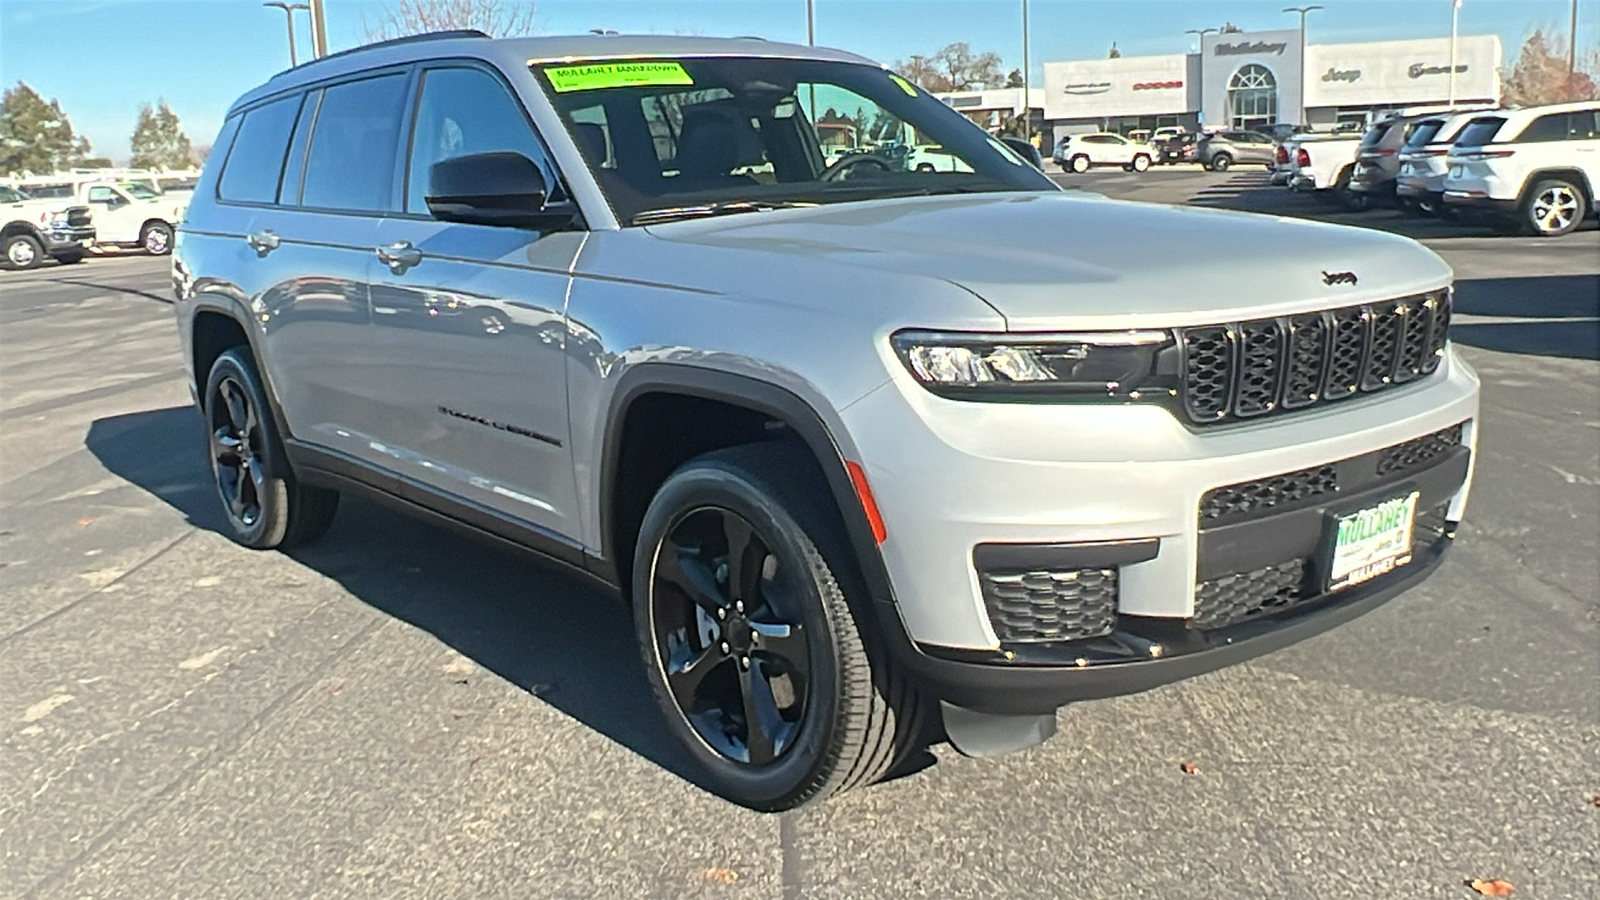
[1,0,1594,163]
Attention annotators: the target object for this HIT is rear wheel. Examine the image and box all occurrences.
[1522,178,1585,237]
[1211,153,1233,172]
[1070,155,1090,173]
[204,348,339,549]
[633,444,921,810]
[141,221,174,256]
[1130,154,1151,172]
[3,233,44,270]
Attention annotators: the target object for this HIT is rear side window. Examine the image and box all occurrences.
[301,73,409,212]
[1517,113,1571,143]
[1454,116,1505,146]
[219,95,301,204]
[405,67,556,215]
[1358,123,1387,147]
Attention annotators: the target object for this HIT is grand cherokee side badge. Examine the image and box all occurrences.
[1322,270,1358,286]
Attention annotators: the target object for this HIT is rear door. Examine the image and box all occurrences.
[246,71,412,465]
[364,62,584,539]
[1239,132,1275,163]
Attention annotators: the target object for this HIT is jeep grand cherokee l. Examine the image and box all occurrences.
[174,32,1480,811]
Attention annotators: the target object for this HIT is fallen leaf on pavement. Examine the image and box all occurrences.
[1467,878,1514,896]
[702,868,739,884]
[1590,794,1600,807]
[77,518,93,527]
[1180,761,1200,775]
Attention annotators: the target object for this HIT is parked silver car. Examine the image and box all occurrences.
[175,32,1479,810]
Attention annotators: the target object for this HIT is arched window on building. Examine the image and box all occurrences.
[1227,64,1277,131]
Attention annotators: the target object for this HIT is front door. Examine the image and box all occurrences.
[365,63,583,540]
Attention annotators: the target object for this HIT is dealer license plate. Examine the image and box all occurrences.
[1326,492,1419,592]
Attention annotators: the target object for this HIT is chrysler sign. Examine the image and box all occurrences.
[1062,81,1112,95]
[1214,41,1288,56]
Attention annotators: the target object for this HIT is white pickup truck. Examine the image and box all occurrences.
[76,180,187,255]
[1287,133,1366,206]
[1,184,95,270]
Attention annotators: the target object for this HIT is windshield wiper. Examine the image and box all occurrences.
[630,200,818,226]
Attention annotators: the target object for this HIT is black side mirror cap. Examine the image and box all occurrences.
[425,151,576,229]
[999,136,1044,169]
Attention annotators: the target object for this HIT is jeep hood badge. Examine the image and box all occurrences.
[1322,270,1358,286]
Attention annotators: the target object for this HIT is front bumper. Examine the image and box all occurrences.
[841,342,1478,711]
[42,225,95,253]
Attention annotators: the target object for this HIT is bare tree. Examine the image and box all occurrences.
[1502,29,1599,106]
[365,0,537,42]
[891,42,1005,93]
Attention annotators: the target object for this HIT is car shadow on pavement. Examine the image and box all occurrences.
[1452,274,1600,361]
[85,405,700,788]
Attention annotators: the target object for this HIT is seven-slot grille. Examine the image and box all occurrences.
[1179,291,1451,425]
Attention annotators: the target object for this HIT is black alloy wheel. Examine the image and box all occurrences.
[651,505,810,766]
[633,444,921,810]
[202,348,339,549]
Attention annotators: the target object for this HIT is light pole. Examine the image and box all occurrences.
[806,0,815,46]
[1449,0,1460,105]
[263,2,308,67]
[1186,28,1217,131]
[1021,0,1031,142]
[1282,6,1322,126]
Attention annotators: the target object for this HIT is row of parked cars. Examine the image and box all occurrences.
[1272,100,1599,237]
[0,172,192,269]
[1054,128,1299,174]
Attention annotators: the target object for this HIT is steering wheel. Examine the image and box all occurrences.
[822,152,894,182]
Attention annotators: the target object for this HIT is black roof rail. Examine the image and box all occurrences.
[272,29,491,78]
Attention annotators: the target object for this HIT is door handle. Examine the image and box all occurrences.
[375,241,423,273]
[245,229,280,255]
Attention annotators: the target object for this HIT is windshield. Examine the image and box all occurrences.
[0,185,29,203]
[120,182,160,200]
[1454,117,1505,147]
[532,57,1053,224]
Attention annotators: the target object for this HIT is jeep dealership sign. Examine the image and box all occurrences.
[1304,36,1499,107]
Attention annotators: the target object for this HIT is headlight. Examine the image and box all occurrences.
[891,329,1176,399]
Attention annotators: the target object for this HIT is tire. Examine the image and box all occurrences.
[53,251,86,265]
[1070,155,1090,173]
[1522,178,1586,237]
[203,348,339,550]
[632,443,921,811]
[3,233,45,270]
[141,221,174,256]
[1131,154,1150,172]
[1211,153,1232,172]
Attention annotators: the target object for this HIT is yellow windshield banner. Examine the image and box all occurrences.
[545,61,694,92]
[890,74,918,96]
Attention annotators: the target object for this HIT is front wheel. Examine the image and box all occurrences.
[1211,153,1233,172]
[1523,178,1586,237]
[204,348,339,549]
[141,221,174,256]
[633,444,921,810]
[3,233,44,270]
[1131,154,1150,172]
[1070,155,1090,173]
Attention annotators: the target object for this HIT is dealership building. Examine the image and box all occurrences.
[1041,29,1502,137]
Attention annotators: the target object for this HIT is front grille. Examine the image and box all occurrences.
[980,566,1118,643]
[1200,464,1338,524]
[1376,423,1465,476]
[1179,291,1451,425]
[1193,503,1451,630]
[65,206,92,227]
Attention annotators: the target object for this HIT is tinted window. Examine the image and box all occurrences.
[1574,111,1600,139]
[1454,116,1505,146]
[405,67,555,214]
[302,73,408,212]
[278,89,320,205]
[1244,132,1271,143]
[1405,119,1445,148]
[1358,123,1388,147]
[218,95,301,204]
[1517,113,1571,143]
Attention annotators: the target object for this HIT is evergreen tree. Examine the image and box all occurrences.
[0,82,91,176]
[130,100,193,170]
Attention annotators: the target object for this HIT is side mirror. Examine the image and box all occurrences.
[999,136,1043,170]
[426,152,574,229]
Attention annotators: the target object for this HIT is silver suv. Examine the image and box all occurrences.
[174,33,1481,810]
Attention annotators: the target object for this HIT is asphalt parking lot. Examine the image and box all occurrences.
[2,170,1597,899]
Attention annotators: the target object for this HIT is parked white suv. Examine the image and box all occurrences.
[1443,101,1600,236]
[1396,111,1495,216]
[1054,132,1153,173]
